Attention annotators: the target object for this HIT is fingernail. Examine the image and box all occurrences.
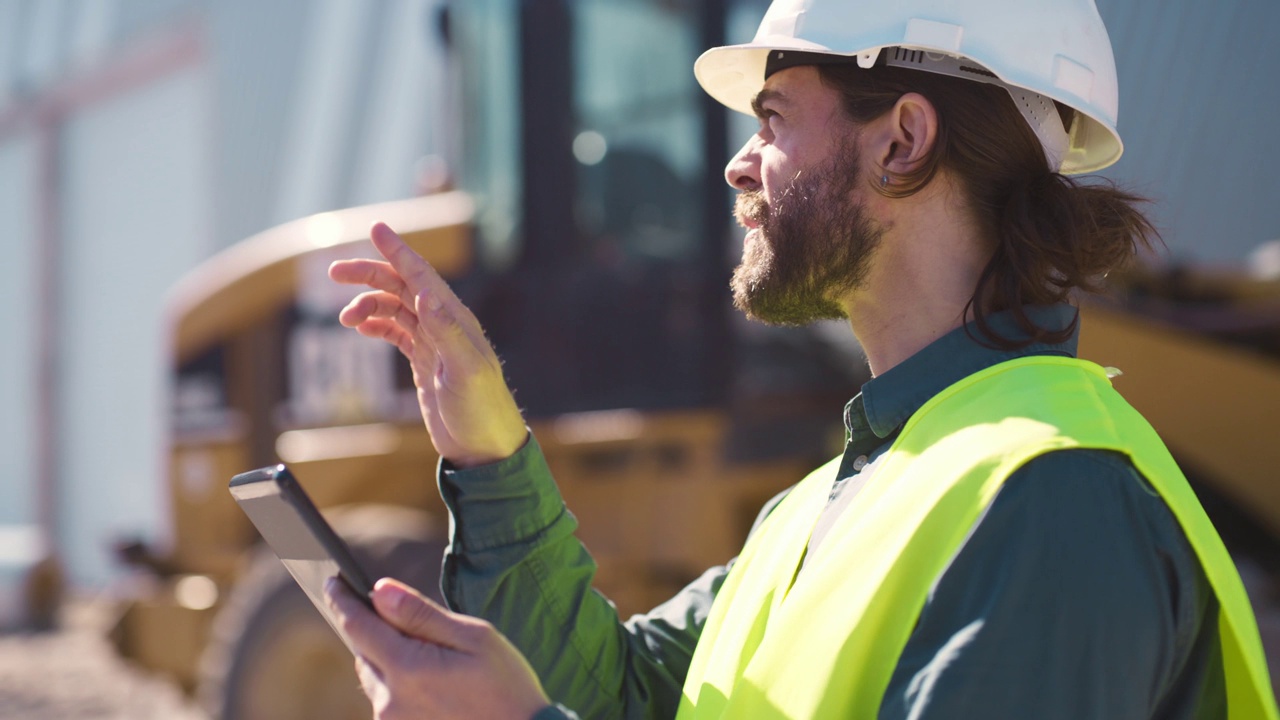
[375,580,405,614]
[425,292,442,312]
[324,577,338,606]
[386,587,406,614]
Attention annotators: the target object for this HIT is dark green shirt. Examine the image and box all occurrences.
[438,305,1224,719]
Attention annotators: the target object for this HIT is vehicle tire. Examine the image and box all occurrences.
[197,505,446,720]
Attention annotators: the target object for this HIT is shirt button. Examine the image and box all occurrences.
[852,455,869,472]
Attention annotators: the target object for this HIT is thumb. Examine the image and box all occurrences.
[370,578,476,650]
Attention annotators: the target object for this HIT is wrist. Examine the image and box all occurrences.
[447,430,531,469]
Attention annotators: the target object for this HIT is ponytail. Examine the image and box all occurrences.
[967,172,1159,347]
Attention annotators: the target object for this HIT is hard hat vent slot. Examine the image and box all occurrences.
[892,48,926,65]
[957,65,997,80]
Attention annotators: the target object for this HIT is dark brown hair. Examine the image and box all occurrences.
[817,64,1161,348]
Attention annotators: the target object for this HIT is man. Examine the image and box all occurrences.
[324,0,1279,717]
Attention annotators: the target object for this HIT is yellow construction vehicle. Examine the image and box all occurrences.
[1081,270,1280,563]
[108,191,855,720]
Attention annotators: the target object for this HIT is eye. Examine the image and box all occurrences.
[757,109,780,134]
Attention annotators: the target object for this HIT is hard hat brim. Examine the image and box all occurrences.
[695,41,1123,175]
[695,42,846,117]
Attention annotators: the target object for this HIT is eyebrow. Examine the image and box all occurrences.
[750,88,788,119]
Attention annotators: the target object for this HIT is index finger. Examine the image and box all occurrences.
[368,221,488,345]
[370,222,452,302]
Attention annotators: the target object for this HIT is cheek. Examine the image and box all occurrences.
[759,153,795,203]
[758,132,818,199]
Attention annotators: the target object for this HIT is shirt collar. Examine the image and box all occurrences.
[843,304,1079,451]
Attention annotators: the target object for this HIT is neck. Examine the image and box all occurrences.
[842,179,990,377]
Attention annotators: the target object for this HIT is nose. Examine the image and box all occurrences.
[724,134,762,191]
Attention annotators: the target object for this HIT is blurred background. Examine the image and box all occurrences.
[0,0,1277,718]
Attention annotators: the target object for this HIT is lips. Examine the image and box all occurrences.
[734,191,769,231]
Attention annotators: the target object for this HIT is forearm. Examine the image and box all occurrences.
[439,434,707,719]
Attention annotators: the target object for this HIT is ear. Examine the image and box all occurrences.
[874,92,939,178]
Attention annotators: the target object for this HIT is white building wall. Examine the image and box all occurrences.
[0,135,40,528]
[271,0,378,225]
[57,65,213,586]
[348,0,448,207]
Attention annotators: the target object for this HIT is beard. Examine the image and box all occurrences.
[729,140,883,326]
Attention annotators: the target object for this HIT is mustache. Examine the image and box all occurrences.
[734,190,770,228]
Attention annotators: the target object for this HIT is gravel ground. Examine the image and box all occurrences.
[0,597,205,720]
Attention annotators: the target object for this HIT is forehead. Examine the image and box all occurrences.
[753,65,840,114]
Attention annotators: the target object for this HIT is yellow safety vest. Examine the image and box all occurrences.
[677,357,1278,719]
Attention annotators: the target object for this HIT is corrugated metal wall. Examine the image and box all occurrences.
[1099,0,1280,264]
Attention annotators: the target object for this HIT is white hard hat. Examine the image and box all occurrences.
[695,0,1122,174]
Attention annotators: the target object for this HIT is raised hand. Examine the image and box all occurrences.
[328,222,528,467]
[325,577,552,720]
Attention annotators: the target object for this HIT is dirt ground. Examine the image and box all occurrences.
[0,597,205,720]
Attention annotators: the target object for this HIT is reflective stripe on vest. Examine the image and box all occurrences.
[677,357,1278,719]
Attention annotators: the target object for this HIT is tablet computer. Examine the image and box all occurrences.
[229,464,375,653]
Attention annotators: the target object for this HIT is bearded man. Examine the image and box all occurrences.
[323,1,1279,718]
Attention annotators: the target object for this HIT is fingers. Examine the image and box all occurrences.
[325,578,417,669]
[366,224,490,344]
[330,227,491,359]
[330,259,410,305]
[370,578,483,652]
[369,222,442,299]
[326,222,528,467]
[340,291,419,359]
[352,317,415,358]
[336,578,550,720]
[339,290,418,331]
